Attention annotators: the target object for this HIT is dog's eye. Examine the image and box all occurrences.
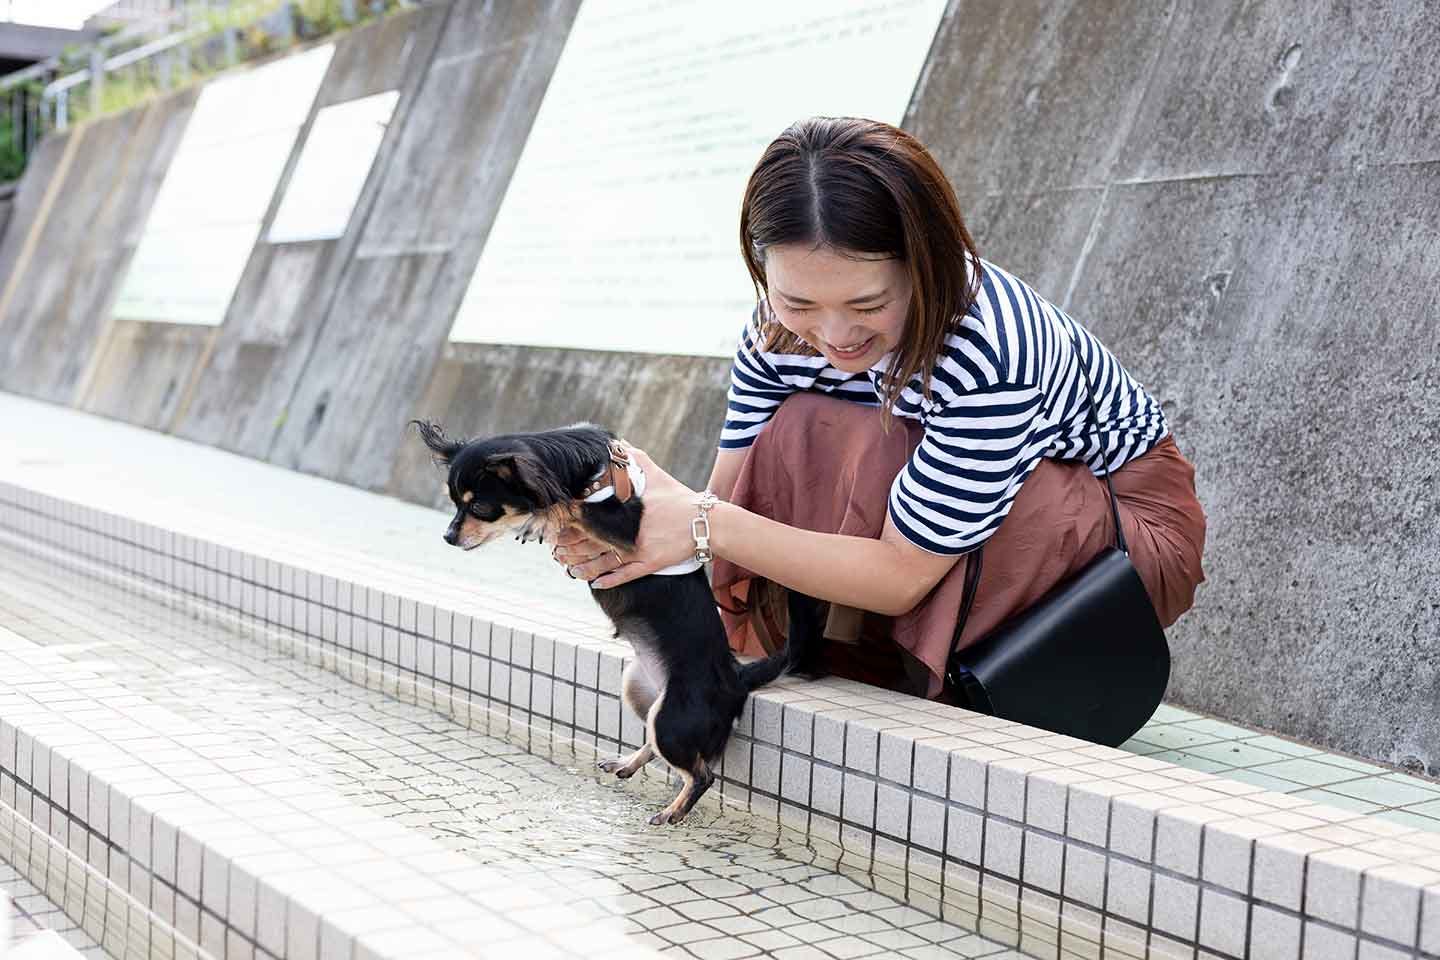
[468,502,499,521]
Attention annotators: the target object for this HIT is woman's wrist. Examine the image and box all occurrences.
[700,499,742,560]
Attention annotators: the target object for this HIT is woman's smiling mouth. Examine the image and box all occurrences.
[824,335,876,360]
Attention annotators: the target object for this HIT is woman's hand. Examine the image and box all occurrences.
[550,447,700,588]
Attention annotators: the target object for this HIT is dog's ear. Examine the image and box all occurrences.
[411,419,463,466]
[484,452,569,506]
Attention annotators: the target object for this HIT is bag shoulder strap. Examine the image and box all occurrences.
[947,318,1127,676]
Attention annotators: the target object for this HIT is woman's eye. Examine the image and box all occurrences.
[858,304,888,315]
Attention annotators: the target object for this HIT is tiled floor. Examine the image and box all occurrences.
[1122,707,1440,833]
[0,538,1025,960]
[2,392,1434,819]
[3,858,108,957]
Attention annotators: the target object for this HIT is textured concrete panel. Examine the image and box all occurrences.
[270,1,582,487]
[389,345,731,506]
[1066,165,1440,768]
[0,92,196,404]
[0,132,71,305]
[78,319,215,429]
[1115,1,1440,180]
[172,5,448,456]
[907,0,1175,195]
[962,188,1103,304]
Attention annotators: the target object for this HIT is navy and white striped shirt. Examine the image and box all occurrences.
[721,259,1170,556]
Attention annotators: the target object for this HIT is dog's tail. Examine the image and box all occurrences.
[735,591,827,693]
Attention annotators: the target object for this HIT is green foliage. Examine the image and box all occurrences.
[0,114,26,182]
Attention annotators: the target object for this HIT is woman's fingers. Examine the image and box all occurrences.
[590,561,650,589]
[549,525,591,547]
[565,546,627,582]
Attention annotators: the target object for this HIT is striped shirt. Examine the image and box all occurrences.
[720,259,1170,556]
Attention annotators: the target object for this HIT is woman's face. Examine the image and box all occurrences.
[764,243,912,372]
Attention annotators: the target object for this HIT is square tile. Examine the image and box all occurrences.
[984,819,1023,880]
[1301,921,1355,960]
[1105,858,1150,924]
[780,754,811,805]
[782,704,814,754]
[1202,820,1266,895]
[752,697,783,745]
[1198,888,1246,958]
[1361,864,1436,946]
[1109,792,1172,862]
[841,772,875,828]
[1253,833,1330,912]
[875,781,909,838]
[950,746,1006,809]
[752,744,781,795]
[1328,775,1440,808]
[844,719,882,775]
[1022,832,1063,894]
[913,737,957,798]
[1356,941,1410,960]
[1305,848,1385,926]
[1061,846,1105,909]
[910,795,945,853]
[1254,758,1364,788]
[811,711,847,765]
[1155,805,1227,877]
[1423,886,1440,955]
[1248,904,1301,960]
[811,764,842,818]
[1150,873,1198,940]
[946,806,983,864]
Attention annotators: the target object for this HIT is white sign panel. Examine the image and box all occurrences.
[268,90,400,243]
[113,44,334,326]
[449,0,949,357]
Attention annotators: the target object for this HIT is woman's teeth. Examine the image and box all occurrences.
[829,337,872,355]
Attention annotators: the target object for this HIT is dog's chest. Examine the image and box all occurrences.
[618,622,670,687]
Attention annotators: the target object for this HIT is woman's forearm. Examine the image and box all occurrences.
[707,501,936,617]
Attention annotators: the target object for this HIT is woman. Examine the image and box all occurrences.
[553,117,1205,700]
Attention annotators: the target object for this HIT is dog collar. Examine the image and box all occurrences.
[580,441,636,502]
[579,441,701,576]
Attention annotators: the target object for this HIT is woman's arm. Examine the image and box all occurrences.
[707,447,746,502]
[569,448,958,617]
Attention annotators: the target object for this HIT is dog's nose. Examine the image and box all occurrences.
[443,528,458,546]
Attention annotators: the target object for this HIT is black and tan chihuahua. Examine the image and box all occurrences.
[414,420,813,825]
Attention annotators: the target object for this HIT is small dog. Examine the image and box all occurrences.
[414,420,811,825]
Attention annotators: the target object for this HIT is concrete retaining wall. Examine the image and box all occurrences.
[907,0,1440,771]
[0,0,1435,768]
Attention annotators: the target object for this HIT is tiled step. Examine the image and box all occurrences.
[2,394,1440,960]
[0,534,1019,960]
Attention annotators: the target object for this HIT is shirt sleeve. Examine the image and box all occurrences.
[718,308,797,449]
[888,381,1052,555]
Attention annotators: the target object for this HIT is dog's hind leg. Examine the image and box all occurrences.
[648,758,714,826]
[598,669,661,778]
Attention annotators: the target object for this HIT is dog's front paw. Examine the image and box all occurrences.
[597,757,627,775]
[648,809,672,826]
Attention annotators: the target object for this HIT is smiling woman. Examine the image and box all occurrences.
[553,117,1207,717]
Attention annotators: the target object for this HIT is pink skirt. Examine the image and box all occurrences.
[711,393,1207,697]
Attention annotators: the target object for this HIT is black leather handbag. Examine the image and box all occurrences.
[943,327,1170,748]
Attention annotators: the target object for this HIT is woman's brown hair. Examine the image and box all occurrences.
[738,116,982,423]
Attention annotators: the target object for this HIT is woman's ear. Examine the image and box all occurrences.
[411,419,463,465]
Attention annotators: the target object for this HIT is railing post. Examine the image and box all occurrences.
[88,48,104,117]
[56,90,68,131]
[341,0,358,23]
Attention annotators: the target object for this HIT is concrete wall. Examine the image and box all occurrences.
[907,0,1440,771]
[0,0,1435,768]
